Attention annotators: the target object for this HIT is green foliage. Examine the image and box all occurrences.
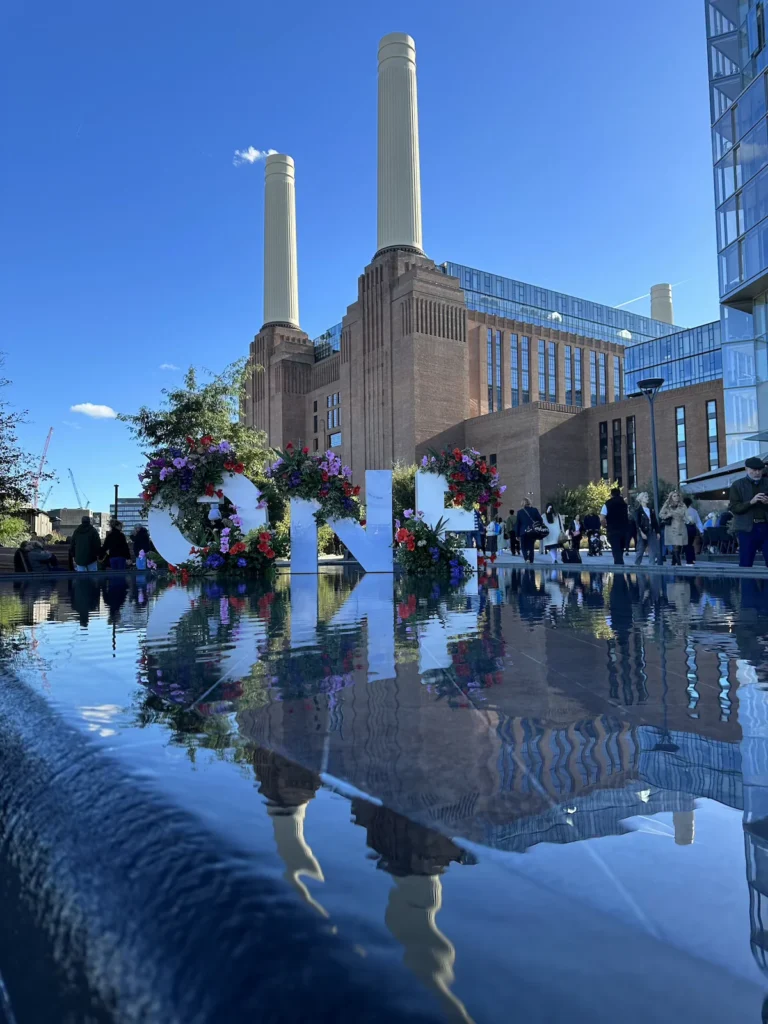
[392,462,416,524]
[0,516,30,547]
[119,360,273,479]
[0,356,54,517]
[264,444,361,526]
[546,480,615,522]
[394,513,471,579]
[318,523,335,554]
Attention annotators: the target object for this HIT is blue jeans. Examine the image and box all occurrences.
[75,562,98,572]
[109,557,127,571]
[739,522,768,567]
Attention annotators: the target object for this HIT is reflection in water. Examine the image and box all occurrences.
[6,568,768,1019]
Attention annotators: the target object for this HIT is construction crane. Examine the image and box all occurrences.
[32,427,53,509]
[40,485,53,508]
[68,468,90,509]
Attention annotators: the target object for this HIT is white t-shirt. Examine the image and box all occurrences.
[600,504,608,517]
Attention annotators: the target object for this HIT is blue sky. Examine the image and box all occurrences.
[1,0,718,512]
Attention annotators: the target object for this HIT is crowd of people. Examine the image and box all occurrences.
[14,517,153,574]
[469,456,768,570]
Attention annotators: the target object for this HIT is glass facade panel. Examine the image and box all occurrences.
[599,422,609,481]
[598,353,607,404]
[624,321,722,393]
[329,431,342,448]
[313,322,342,362]
[626,416,637,490]
[676,406,688,482]
[538,340,546,401]
[613,355,622,400]
[564,345,572,406]
[707,399,720,470]
[725,385,760,431]
[521,337,530,403]
[714,107,735,160]
[717,194,740,249]
[487,328,494,412]
[574,347,583,407]
[548,341,556,402]
[740,164,768,232]
[612,419,622,486]
[510,333,519,407]
[716,151,736,204]
[736,70,767,138]
[590,351,597,406]
[496,330,502,411]
[736,116,768,188]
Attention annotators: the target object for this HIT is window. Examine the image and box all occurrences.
[510,333,519,407]
[329,431,342,448]
[548,341,556,402]
[612,419,622,486]
[489,453,497,467]
[487,328,494,412]
[590,351,597,406]
[496,330,502,411]
[325,392,340,429]
[521,337,530,403]
[613,355,622,400]
[599,421,609,481]
[626,416,637,490]
[676,406,687,482]
[313,414,318,433]
[327,395,332,408]
[313,400,318,412]
[574,348,583,407]
[598,353,607,404]
[565,345,573,406]
[707,399,720,470]
[313,437,319,451]
[538,340,546,401]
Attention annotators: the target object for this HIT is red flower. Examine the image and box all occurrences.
[205,483,215,497]
[216,489,224,498]
[189,547,197,555]
[258,542,269,553]
[286,442,294,450]
[360,519,366,527]
[321,471,329,482]
[234,463,244,474]
[259,532,271,541]
[395,527,409,543]
[186,436,194,446]
[478,557,486,567]
[453,448,462,458]
[479,462,488,474]
[266,549,276,559]
[302,446,309,454]
[224,462,235,471]
[168,564,177,573]
[406,537,416,551]
[398,602,413,620]
[230,542,246,555]
[490,466,498,476]
[353,485,361,496]
[343,482,351,496]
[201,435,213,446]
[490,554,497,563]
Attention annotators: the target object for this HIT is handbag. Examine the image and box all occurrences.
[521,508,548,538]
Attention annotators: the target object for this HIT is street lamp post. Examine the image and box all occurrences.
[636,377,665,522]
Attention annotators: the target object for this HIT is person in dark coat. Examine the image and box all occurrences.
[13,541,31,573]
[70,516,102,572]
[101,521,131,571]
[729,456,768,567]
[600,487,630,565]
[131,523,151,558]
[516,498,543,564]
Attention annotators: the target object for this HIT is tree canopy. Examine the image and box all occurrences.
[119,360,272,479]
[0,356,52,519]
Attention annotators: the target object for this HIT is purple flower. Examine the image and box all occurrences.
[237,557,247,568]
[205,553,225,570]
[172,457,187,469]
[403,509,413,519]
[221,527,231,535]
[159,466,174,481]
[462,454,474,465]
[420,455,429,468]
[218,440,232,452]
[499,485,507,494]
[230,514,243,528]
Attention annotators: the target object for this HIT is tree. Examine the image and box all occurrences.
[392,462,416,524]
[119,359,273,482]
[546,480,615,523]
[0,356,53,520]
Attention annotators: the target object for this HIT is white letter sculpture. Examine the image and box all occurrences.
[415,470,478,575]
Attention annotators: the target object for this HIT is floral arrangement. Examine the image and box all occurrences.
[139,435,255,541]
[421,446,506,516]
[264,443,362,525]
[394,510,472,582]
[166,525,289,579]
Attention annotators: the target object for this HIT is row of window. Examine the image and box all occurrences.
[599,401,720,488]
[488,329,622,410]
[312,394,342,438]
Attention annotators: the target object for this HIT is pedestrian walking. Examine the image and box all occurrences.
[728,456,768,568]
[486,516,501,556]
[569,515,583,552]
[504,509,518,555]
[131,523,152,559]
[516,498,545,564]
[683,496,703,565]
[633,492,660,566]
[600,487,629,565]
[473,510,487,555]
[542,504,565,563]
[659,490,688,566]
[69,515,102,572]
[583,510,602,557]
[101,520,131,571]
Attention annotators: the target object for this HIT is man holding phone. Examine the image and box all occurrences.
[729,456,768,567]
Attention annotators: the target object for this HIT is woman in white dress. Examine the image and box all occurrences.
[542,504,565,563]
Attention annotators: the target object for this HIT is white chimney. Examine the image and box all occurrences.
[376,33,424,256]
[650,283,674,325]
[263,154,300,328]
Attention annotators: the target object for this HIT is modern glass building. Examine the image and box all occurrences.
[440,261,680,347]
[625,321,723,394]
[313,322,342,362]
[708,0,768,459]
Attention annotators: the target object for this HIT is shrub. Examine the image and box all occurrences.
[0,516,30,547]
[392,462,416,525]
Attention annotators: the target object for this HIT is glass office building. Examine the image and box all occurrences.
[313,322,342,362]
[624,321,723,394]
[440,262,679,347]
[708,0,768,459]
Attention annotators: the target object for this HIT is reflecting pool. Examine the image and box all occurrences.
[2,567,768,1022]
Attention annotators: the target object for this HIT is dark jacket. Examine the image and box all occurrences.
[516,506,542,536]
[70,522,102,567]
[729,474,768,533]
[132,526,151,557]
[604,495,629,533]
[101,528,131,560]
[583,513,601,534]
[13,548,29,573]
[633,504,659,536]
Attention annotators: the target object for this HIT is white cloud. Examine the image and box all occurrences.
[70,402,117,419]
[233,146,277,166]
[159,362,179,370]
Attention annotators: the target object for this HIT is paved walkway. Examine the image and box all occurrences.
[488,549,768,577]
